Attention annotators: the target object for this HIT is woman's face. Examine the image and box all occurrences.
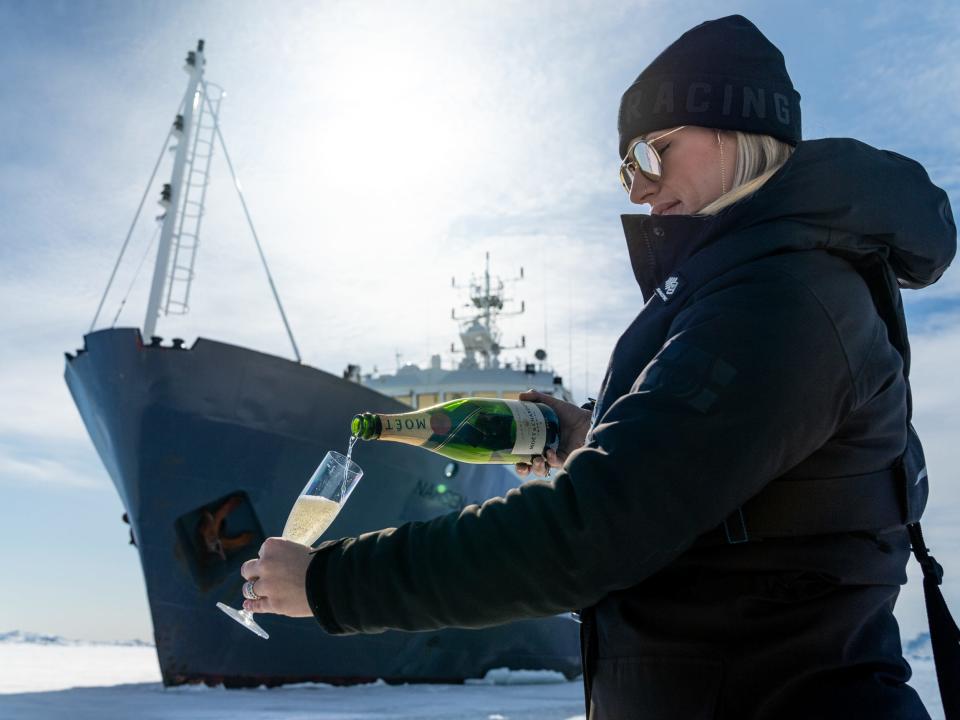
[627,125,737,215]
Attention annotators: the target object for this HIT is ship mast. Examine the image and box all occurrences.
[143,41,206,340]
[451,252,525,370]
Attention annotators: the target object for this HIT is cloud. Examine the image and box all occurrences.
[840,0,960,299]
[0,449,104,490]
[909,309,960,512]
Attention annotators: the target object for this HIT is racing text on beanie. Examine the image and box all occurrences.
[617,14,802,158]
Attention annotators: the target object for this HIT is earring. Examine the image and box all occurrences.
[717,130,727,194]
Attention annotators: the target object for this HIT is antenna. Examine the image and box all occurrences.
[568,298,573,401]
[584,319,589,402]
[449,252,526,370]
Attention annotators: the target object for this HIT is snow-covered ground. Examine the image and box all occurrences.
[0,631,944,719]
[0,632,585,720]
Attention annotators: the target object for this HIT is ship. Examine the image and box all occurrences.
[63,41,581,688]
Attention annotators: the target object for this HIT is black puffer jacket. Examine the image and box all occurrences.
[306,138,956,719]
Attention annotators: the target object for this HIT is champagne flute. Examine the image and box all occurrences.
[217,450,363,639]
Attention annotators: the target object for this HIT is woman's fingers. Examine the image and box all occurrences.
[241,576,274,613]
[236,538,314,618]
[252,576,270,598]
[530,455,550,477]
[517,458,551,477]
[243,597,271,613]
[240,559,277,612]
[519,390,556,411]
[240,558,260,581]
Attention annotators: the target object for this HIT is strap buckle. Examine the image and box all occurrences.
[907,522,944,586]
[722,507,749,544]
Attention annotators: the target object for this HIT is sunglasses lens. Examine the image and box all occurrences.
[619,163,635,191]
[632,142,661,180]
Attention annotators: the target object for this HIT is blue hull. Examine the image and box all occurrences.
[64,328,581,687]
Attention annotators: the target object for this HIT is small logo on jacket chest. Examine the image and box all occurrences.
[655,274,683,302]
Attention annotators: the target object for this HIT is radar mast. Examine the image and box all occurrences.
[451,252,526,370]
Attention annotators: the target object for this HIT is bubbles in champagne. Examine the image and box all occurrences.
[281,495,341,546]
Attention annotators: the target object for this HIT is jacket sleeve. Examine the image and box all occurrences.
[306,270,856,635]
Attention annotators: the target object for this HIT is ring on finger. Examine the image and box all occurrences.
[242,579,261,601]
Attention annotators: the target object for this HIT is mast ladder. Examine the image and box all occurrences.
[163,82,225,315]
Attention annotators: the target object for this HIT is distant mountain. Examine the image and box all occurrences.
[0,630,153,647]
[0,630,70,646]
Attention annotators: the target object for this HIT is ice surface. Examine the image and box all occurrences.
[0,638,944,719]
[465,668,569,686]
[0,643,585,719]
[0,644,162,694]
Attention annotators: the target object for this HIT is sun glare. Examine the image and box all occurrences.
[298,16,485,215]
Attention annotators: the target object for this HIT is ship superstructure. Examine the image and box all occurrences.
[356,252,571,412]
[63,41,580,687]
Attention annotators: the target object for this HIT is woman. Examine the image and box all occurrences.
[239,15,956,719]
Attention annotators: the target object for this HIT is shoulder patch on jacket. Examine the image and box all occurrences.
[655,272,685,303]
[634,338,737,414]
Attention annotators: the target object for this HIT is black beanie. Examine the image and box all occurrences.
[617,14,801,158]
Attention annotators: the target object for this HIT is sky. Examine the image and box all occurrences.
[0,0,958,644]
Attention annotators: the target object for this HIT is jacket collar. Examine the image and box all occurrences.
[621,138,957,303]
[621,213,721,302]
[621,192,764,302]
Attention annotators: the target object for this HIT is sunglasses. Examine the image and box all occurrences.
[618,125,688,193]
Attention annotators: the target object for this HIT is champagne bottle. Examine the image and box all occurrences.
[351,397,560,464]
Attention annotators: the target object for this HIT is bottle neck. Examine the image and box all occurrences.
[352,412,383,440]
[353,411,436,445]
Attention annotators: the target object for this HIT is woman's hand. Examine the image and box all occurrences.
[239,537,314,617]
[515,390,592,478]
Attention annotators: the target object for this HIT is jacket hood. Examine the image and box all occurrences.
[622,137,956,301]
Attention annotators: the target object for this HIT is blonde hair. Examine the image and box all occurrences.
[696,131,795,215]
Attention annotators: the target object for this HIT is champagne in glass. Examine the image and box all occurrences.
[280,494,342,546]
[217,450,363,639]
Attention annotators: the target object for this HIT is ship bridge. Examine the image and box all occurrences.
[352,253,572,409]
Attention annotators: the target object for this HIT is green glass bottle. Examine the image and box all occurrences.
[351,397,560,464]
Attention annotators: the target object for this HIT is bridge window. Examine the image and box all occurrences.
[416,392,439,408]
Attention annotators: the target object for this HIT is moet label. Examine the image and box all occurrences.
[379,412,433,443]
[504,400,547,456]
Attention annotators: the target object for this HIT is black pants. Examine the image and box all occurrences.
[583,568,929,719]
